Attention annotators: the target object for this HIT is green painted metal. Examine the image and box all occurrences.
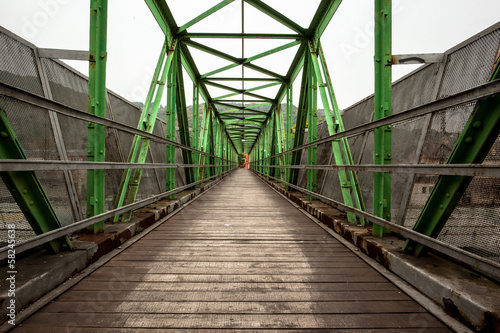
[312,0,343,47]
[165,52,177,199]
[115,41,176,222]
[402,55,500,256]
[307,54,318,200]
[0,109,73,253]
[174,51,195,185]
[177,0,235,34]
[276,103,286,182]
[308,41,366,224]
[198,104,210,181]
[145,0,175,45]
[244,0,306,35]
[373,0,392,237]
[318,44,366,222]
[286,84,293,184]
[243,41,302,64]
[112,40,169,222]
[289,53,310,186]
[192,83,200,184]
[87,0,108,233]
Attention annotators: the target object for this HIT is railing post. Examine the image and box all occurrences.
[373,0,392,237]
[165,48,177,199]
[192,83,200,184]
[307,53,318,200]
[87,0,108,233]
[286,84,293,184]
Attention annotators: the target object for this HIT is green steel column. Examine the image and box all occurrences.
[112,40,168,222]
[403,55,500,256]
[373,0,392,237]
[199,104,209,181]
[165,49,177,199]
[174,53,195,185]
[307,54,318,200]
[208,113,215,177]
[87,0,108,233]
[0,110,73,253]
[286,85,293,183]
[276,104,286,182]
[289,55,310,186]
[192,83,200,183]
[116,42,176,222]
[309,42,365,224]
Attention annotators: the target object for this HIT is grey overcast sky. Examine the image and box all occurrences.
[1,1,499,109]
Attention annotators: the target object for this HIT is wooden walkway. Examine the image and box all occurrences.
[13,169,451,332]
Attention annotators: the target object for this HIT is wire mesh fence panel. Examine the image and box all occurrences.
[392,63,439,114]
[438,28,500,99]
[0,96,76,226]
[174,131,187,187]
[0,179,35,246]
[391,116,427,221]
[41,58,88,112]
[0,31,44,96]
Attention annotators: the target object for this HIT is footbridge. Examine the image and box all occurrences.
[0,1,499,332]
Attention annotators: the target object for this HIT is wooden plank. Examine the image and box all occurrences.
[56,290,412,302]
[83,273,391,283]
[12,170,451,332]
[44,300,423,314]
[15,313,448,330]
[72,281,399,292]
[12,328,453,333]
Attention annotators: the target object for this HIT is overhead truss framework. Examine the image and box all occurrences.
[145,0,342,155]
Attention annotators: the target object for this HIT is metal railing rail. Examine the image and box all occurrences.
[252,169,500,282]
[0,170,233,261]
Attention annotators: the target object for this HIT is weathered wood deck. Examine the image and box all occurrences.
[12,169,451,332]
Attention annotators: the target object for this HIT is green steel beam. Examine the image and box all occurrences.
[87,0,108,233]
[310,0,343,46]
[201,77,280,82]
[243,40,302,64]
[144,0,176,44]
[289,53,310,186]
[182,33,301,40]
[308,41,365,224]
[182,39,241,64]
[275,104,286,182]
[402,55,500,256]
[115,40,176,222]
[307,54,318,200]
[175,51,195,185]
[192,83,200,183]
[244,0,306,35]
[373,0,392,237]
[285,84,293,183]
[177,0,235,34]
[0,109,73,253]
[112,39,171,222]
[200,63,240,80]
[165,53,177,198]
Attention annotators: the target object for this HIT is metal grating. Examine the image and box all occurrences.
[0,31,44,96]
[438,28,500,99]
[41,58,88,112]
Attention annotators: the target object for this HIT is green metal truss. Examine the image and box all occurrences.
[87,0,108,233]
[0,109,73,253]
[308,42,366,225]
[402,54,500,256]
[112,39,176,222]
[373,0,392,236]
